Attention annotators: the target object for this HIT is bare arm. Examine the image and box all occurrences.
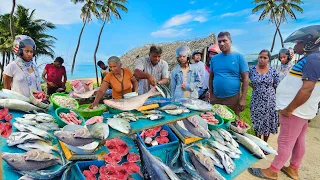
[3,74,12,90]
[131,76,138,93]
[134,69,151,80]
[90,81,110,108]
[63,71,67,86]
[285,80,316,113]
[42,69,48,83]
[239,72,249,111]
[208,72,214,95]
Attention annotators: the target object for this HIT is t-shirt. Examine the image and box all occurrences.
[210,52,249,98]
[135,57,169,95]
[193,61,207,89]
[103,68,133,99]
[100,68,109,79]
[3,61,40,97]
[276,52,320,120]
[44,64,66,87]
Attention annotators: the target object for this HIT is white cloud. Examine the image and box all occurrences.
[220,8,251,18]
[163,10,210,28]
[225,29,247,36]
[246,14,260,23]
[190,1,195,4]
[151,28,192,38]
[0,0,84,24]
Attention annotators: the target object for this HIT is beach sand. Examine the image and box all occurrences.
[236,112,320,180]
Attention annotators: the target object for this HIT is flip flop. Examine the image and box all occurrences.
[248,168,277,180]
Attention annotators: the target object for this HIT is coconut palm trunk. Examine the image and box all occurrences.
[71,15,88,75]
[93,19,107,86]
[0,52,5,84]
[10,0,16,39]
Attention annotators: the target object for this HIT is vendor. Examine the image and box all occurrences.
[3,35,42,97]
[134,45,169,95]
[90,56,138,107]
[42,57,67,95]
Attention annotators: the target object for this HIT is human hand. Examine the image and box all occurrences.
[47,82,56,87]
[239,98,246,112]
[181,83,187,91]
[280,107,292,117]
[148,76,156,86]
[89,102,98,109]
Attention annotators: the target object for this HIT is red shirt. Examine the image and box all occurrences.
[45,64,66,87]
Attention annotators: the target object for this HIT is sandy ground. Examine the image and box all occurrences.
[236,112,320,180]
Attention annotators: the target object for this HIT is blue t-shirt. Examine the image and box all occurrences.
[210,52,249,98]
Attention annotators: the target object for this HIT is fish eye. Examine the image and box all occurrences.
[10,159,15,162]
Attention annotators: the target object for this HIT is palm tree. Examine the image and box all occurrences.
[70,0,102,75]
[93,0,128,86]
[10,0,16,39]
[0,14,13,84]
[252,0,303,52]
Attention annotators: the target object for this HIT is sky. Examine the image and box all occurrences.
[1,0,320,69]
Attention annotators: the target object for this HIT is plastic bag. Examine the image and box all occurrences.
[69,80,94,94]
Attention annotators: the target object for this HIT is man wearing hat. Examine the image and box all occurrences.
[192,50,208,99]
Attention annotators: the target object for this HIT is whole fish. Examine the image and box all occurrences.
[135,135,180,180]
[107,118,131,134]
[24,149,61,163]
[174,121,199,138]
[232,132,266,159]
[72,127,92,138]
[216,128,232,142]
[180,143,203,180]
[207,139,233,154]
[35,124,50,131]
[36,113,54,118]
[183,119,210,138]
[17,140,54,153]
[36,123,60,131]
[196,142,224,169]
[225,142,242,154]
[13,122,52,139]
[23,114,37,120]
[164,109,184,115]
[244,133,278,155]
[54,131,94,146]
[156,84,171,98]
[104,88,160,111]
[209,130,226,145]
[188,150,226,180]
[146,114,164,120]
[169,145,181,168]
[15,118,38,126]
[159,104,178,110]
[2,152,59,171]
[87,122,109,139]
[7,132,43,146]
[179,98,213,112]
[187,115,200,127]
[212,148,235,174]
[0,99,45,112]
[230,137,239,148]
[188,148,215,172]
[34,116,55,123]
[17,162,71,180]
[225,151,240,159]
[1,89,30,102]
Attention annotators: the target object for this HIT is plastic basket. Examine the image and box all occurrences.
[212,104,236,122]
[50,93,79,110]
[207,113,224,130]
[54,107,85,127]
[74,104,106,118]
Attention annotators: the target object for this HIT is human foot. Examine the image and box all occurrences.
[281,166,299,180]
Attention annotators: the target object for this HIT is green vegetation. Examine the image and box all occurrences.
[240,86,255,135]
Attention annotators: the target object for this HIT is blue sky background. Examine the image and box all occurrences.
[1,0,320,69]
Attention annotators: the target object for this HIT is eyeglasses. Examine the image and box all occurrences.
[23,50,34,54]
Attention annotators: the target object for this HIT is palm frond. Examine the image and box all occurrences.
[289,3,303,13]
[252,4,267,13]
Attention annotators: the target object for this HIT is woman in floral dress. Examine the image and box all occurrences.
[249,49,280,146]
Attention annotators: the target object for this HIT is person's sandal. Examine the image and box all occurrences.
[248,168,278,180]
[281,167,299,180]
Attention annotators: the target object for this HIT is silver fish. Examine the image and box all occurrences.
[15,118,38,126]
[0,99,45,112]
[23,114,37,120]
[36,113,54,119]
[2,152,59,171]
[1,89,30,102]
[141,110,162,115]
[188,150,226,180]
[164,109,184,115]
[174,121,199,138]
[104,88,160,111]
[36,123,60,131]
[13,122,52,139]
[187,115,200,127]
[209,130,226,145]
[230,137,239,148]
[188,148,215,172]
[180,144,203,180]
[87,122,109,139]
[18,175,34,180]
[216,128,232,142]
[169,145,181,168]
[72,127,92,138]
[196,142,224,169]
[212,148,235,174]
[225,142,242,154]
[135,135,180,180]
[54,131,94,146]
[17,140,54,153]
[207,139,233,154]
[179,98,213,112]
[244,133,278,155]
[232,132,266,159]
[35,124,50,131]
[7,132,43,146]
[159,104,178,110]
[146,114,164,120]
[225,151,240,159]
[183,119,210,138]
[34,116,55,123]
[24,149,60,163]
[107,118,131,134]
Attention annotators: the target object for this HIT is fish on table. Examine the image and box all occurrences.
[196,142,224,169]
[183,119,210,138]
[107,118,131,134]
[13,122,52,139]
[179,98,213,112]
[244,133,278,155]
[17,140,55,153]
[0,89,30,102]
[54,131,94,146]
[87,122,109,139]
[232,132,266,159]
[0,99,46,113]
[7,132,44,146]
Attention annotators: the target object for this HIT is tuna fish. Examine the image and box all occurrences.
[104,87,160,111]
[54,131,94,146]
[0,99,45,113]
[183,119,210,138]
[2,152,59,171]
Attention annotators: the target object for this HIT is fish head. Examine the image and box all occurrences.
[2,153,24,168]
[54,131,69,141]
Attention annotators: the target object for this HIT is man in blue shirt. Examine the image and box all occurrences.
[209,32,249,116]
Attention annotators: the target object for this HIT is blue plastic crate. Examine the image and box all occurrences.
[75,160,143,180]
[136,124,179,164]
[146,97,171,107]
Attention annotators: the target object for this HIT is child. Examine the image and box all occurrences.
[170,46,201,101]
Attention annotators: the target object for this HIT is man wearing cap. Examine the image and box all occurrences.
[192,50,207,98]
[134,45,169,95]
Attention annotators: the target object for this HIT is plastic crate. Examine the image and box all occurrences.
[75,160,143,180]
[136,124,179,164]
[146,97,171,107]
